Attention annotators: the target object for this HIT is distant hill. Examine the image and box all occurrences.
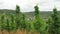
[0,9,15,13]
[24,11,52,18]
[0,9,60,19]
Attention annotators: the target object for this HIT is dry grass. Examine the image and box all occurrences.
[0,29,39,34]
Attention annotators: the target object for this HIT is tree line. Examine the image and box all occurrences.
[0,5,60,34]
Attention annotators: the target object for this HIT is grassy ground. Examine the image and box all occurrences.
[0,29,40,34]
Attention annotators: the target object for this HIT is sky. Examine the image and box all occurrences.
[0,0,60,12]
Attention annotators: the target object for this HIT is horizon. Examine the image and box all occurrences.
[0,9,60,12]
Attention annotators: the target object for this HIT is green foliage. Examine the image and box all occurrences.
[33,5,46,34]
[45,17,53,34]
[10,14,17,31]
[20,14,27,30]
[15,5,21,29]
[34,5,39,16]
[0,5,60,34]
[1,13,6,30]
[6,18,10,32]
[15,15,20,29]
[15,5,20,14]
[48,8,60,34]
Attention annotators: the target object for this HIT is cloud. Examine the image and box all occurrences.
[0,0,60,12]
[54,0,60,2]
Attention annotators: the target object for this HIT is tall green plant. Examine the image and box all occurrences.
[10,14,17,31]
[33,5,46,34]
[15,5,21,29]
[46,17,53,34]
[6,18,10,34]
[1,14,6,34]
[15,5,20,14]
[21,14,27,30]
[48,8,60,34]
[20,14,28,34]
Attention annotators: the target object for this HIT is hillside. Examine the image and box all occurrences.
[0,9,60,19]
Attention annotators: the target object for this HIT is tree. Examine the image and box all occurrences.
[46,17,53,34]
[15,5,20,14]
[33,5,46,34]
[6,17,10,34]
[15,5,21,29]
[10,14,17,31]
[20,14,28,34]
[21,14,27,30]
[48,8,60,34]
[1,14,6,34]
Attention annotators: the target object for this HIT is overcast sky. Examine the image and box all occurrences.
[0,0,60,12]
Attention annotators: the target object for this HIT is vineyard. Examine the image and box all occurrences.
[0,5,60,34]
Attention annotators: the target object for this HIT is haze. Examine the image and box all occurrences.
[0,0,60,12]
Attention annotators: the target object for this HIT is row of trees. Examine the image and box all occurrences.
[0,5,60,34]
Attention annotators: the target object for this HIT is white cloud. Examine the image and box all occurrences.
[0,0,60,12]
